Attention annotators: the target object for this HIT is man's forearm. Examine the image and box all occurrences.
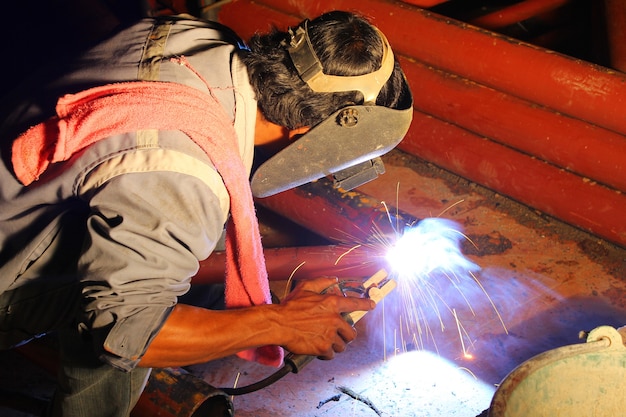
[136,303,281,368]
[134,277,374,368]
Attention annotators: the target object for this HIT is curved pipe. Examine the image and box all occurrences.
[604,0,626,72]
[400,110,626,247]
[218,1,626,248]
[194,244,385,284]
[400,0,449,7]
[470,0,570,30]
[193,180,421,284]
[219,0,626,136]
[131,368,233,417]
[255,178,420,244]
[399,56,626,192]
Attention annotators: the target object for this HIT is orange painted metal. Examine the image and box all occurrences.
[604,0,626,72]
[400,0,449,7]
[144,0,190,15]
[131,368,232,417]
[194,245,384,284]
[400,110,626,246]
[218,1,299,40]
[399,56,626,192]
[220,0,626,136]
[470,0,570,29]
[218,1,626,248]
[255,178,419,242]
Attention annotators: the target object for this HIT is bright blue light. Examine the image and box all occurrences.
[385,218,477,278]
[368,217,506,358]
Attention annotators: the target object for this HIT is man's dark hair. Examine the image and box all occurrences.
[242,11,410,130]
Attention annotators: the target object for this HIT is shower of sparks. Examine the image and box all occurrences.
[381,216,481,357]
[331,199,508,362]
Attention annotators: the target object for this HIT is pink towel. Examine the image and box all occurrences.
[11,80,284,367]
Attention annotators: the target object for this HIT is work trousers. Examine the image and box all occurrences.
[48,325,151,417]
[0,281,226,416]
[0,280,149,417]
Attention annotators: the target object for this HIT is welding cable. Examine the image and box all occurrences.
[221,352,323,395]
[221,322,360,395]
[220,352,317,395]
[220,364,292,395]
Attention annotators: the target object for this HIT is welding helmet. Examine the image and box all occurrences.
[250,20,413,198]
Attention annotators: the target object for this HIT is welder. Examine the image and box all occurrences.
[0,9,412,417]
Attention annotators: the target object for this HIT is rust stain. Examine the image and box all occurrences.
[555,260,580,267]
[602,287,626,309]
[462,231,513,256]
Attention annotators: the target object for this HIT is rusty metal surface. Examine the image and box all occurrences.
[4,2,626,416]
[195,245,383,284]
[131,368,233,417]
[218,0,626,247]
[257,178,418,244]
[194,150,626,416]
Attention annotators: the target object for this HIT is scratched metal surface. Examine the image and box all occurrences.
[189,150,626,417]
[3,152,625,416]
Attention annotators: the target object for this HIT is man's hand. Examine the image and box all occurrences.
[275,277,376,359]
[138,277,374,368]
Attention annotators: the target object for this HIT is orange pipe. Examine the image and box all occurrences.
[399,111,626,247]
[15,340,59,376]
[194,245,384,284]
[218,1,299,39]
[254,178,419,245]
[470,0,570,29]
[400,0,449,7]
[131,368,232,417]
[219,0,626,136]
[399,56,626,192]
[604,0,626,72]
[218,0,626,247]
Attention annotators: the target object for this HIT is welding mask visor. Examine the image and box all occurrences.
[250,20,413,198]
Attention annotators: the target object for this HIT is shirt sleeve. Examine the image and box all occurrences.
[78,166,228,371]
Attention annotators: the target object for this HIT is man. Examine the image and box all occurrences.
[0,9,412,416]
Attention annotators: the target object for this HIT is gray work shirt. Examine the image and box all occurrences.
[0,16,256,370]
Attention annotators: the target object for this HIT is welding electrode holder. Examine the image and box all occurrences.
[220,269,396,395]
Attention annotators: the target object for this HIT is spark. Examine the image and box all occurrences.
[231,372,241,403]
[468,269,508,334]
[380,216,485,356]
[457,367,479,379]
[283,261,306,299]
[436,198,466,218]
[453,308,471,359]
[334,244,362,265]
[334,196,510,365]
